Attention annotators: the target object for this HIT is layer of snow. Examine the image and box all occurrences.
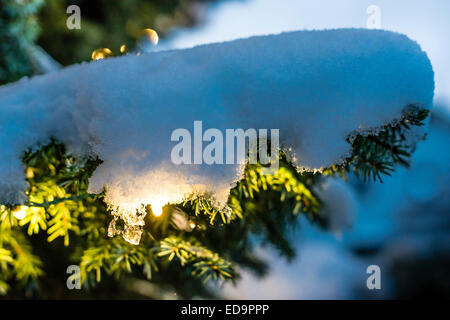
[164,0,449,109]
[0,29,434,243]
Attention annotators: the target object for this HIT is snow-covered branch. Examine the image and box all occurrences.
[0,29,434,243]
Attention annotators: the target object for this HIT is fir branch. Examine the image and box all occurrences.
[327,105,430,182]
[24,193,102,208]
[157,237,236,282]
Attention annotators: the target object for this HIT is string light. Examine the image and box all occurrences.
[151,198,167,217]
[26,167,34,179]
[91,48,113,60]
[140,28,159,45]
[13,206,27,220]
[137,28,159,54]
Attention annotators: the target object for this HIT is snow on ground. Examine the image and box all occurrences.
[0,29,434,243]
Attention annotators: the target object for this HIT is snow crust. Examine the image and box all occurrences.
[0,29,434,242]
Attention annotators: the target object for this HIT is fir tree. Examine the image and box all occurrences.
[0,107,429,298]
[0,1,431,299]
[0,0,43,84]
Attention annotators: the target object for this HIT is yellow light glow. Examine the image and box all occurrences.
[26,167,34,179]
[91,48,113,60]
[13,206,27,220]
[120,44,127,54]
[151,198,166,217]
[141,28,159,45]
[189,222,196,229]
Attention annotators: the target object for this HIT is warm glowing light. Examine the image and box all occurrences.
[151,198,167,217]
[120,44,127,54]
[140,28,159,45]
[26,167,34,179]
[189,222,196,229]
[13,206,27,220]
[103,170,213,245]
[91,48,113,60]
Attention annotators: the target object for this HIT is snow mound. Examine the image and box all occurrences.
[0,29,434,243]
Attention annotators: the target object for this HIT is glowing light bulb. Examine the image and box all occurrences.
[120,44,127,54]
[152,204,163,217]
[26,167,34,179]
[13,206,27,220]
[138,28,159,53]
[91,48,113,60]
[141,28,159,45]
[151,198,168,217]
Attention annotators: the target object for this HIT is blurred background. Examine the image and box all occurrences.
[1,0,449,299]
